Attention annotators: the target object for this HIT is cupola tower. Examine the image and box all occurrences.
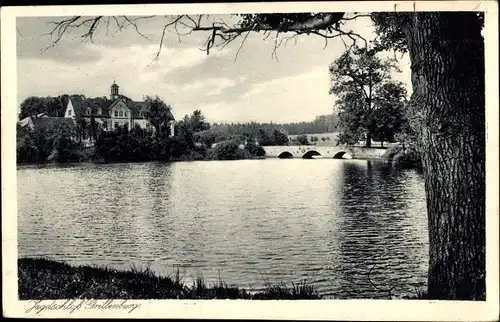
[110,80,119,100]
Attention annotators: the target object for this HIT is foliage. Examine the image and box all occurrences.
[17,121,80,164]
[272,129,289,145]
[212,114,339,137]
[17,127,51,163]
[383,144,422,170]
[370,13,410,53]
[209,140,251,160]
[296,134,309,145]
[329,46,408,147]
[90,109,267,163]
[94,125,157,162]
[371,84,408,147]
[16,97,270,163]
[237,13,344,32]
[188,109,211,133]
[144,96,174,137]
[46,121,79,162]
[19,96,68,120]
[244,140,266,157]
[194,129,244,148]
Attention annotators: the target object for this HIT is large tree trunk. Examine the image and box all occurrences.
[365,133,372,148]
[403,13,485,300]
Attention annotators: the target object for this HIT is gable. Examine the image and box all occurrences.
[64,100,75,118]
[109,99,132,112]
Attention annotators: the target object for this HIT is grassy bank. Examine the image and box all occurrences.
[18,258,320,300]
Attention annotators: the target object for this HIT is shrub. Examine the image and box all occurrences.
[245,141,266,157]
[209,140,251,160]
[383,143,422,170]
[296,135,309,145]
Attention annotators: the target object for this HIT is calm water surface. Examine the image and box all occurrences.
[18,159,428,298]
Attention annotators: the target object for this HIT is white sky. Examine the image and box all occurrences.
[16,14,411,123]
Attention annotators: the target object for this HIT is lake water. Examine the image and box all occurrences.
[17,159,429,299]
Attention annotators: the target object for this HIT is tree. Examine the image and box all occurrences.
[74,117,88,144]
[47,122,78,162]
[89,117,100,143]
[16,126,51,163]
[329,46,407,147]
[272,129,289,145]
[372,12,485,299]
[45,11,486,300]
[209,139,249,160]
[19,96,67,120]
[256,128,273,146]
[371,82,408,147]
[144,96,174,137]
[189,109,210,133]
[296,134,309,145]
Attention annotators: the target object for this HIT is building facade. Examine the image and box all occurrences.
[64,82,175,136]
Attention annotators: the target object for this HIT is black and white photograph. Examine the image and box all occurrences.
[2,1,499,320]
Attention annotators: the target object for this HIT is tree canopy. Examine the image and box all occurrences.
[330,45,407,147]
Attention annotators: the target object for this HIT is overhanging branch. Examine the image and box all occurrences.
[42,13,370,60]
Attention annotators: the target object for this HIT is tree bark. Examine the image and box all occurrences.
[403,13,485,300]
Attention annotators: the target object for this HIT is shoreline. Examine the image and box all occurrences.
[18,257,427,300]
[18,257,321,300]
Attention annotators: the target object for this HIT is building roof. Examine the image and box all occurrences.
[31,117,75,130]
[18,113,49,127]
[69,95,174,120]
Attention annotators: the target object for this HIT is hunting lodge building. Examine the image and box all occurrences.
[64,81,175,136]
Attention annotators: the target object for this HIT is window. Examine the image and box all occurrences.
[98,108,102,115]
[86,108,91,115]
[114,110,118,117]
[119,111,123,117]
[125,111,128,117]
[68,110,72,116]
[114,122,119,129]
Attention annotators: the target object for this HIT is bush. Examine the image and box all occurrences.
[296,135,309,145]
[209,140,251,160]
[383,144,422,170]
[245,141,266,157]
[382,144,403,161]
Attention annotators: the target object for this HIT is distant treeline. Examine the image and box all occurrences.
[212,114,340,136]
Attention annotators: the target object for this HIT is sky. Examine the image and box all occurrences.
[16,14,411,123]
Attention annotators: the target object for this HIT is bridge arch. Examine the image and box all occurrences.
[302,150,321,159]
[333,151,353,159]
[278,151,294,159]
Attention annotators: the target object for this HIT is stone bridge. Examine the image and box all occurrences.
[262,145,387,159]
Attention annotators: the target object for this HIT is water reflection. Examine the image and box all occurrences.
[333,161,428,298]
[17,160,428,298]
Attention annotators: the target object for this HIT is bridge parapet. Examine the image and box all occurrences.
[262,145,387,159]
